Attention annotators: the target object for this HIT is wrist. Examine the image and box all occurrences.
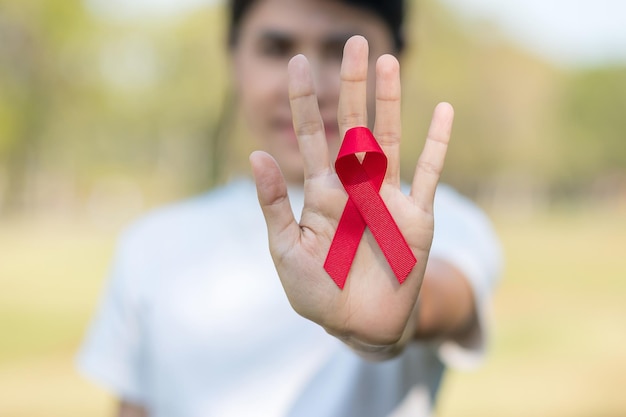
[332,300,420,362]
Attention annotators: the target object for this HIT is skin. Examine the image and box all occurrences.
[118,0,476,414]
[118,403,147,417]
[231,0,396,184]
[251,36,466,355]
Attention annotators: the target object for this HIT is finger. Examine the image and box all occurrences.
[373,54,402,187]
[411,102,454,211]
[338,35,369,139]
[249,150,301,253]
[288,54,331,179]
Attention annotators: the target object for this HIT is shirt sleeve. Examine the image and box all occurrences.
[428,185,503,370]
[76,227,149,404]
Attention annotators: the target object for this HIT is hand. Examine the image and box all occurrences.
[249,36,454,356]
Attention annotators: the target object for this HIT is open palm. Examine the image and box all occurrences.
[249,36,454,351]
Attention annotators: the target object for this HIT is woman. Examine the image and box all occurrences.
[78,0,502,416]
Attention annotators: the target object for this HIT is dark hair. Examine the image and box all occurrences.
[228,0,405,52]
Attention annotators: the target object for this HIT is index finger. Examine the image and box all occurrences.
[288,54,331,179]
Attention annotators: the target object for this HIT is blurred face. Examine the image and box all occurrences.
[230,0,396,184]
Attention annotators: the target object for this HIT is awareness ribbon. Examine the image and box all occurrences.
[324,126,416,289]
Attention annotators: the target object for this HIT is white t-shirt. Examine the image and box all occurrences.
[77,179,502,417]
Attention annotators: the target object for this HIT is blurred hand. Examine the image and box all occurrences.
[249,35,453,356]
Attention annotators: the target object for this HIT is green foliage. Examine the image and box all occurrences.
[559,67,626,177]
[0,0,624,215]
[0,2,231,213]
[402,0,565,189]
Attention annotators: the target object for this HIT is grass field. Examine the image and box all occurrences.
[438,206,626,417]
[1,206,625,416]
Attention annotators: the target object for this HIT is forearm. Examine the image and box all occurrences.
[414,258,477,341]
[118,400,148,417]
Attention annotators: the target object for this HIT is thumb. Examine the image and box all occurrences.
[249,151,300,255]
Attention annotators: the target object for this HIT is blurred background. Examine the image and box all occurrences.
[1,0,625,415]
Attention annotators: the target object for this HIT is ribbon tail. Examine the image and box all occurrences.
[324,199,365,289]
[345,180,417,283]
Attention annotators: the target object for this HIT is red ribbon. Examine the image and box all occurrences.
[324,127,417,289]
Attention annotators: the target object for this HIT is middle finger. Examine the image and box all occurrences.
[337,36,369,139]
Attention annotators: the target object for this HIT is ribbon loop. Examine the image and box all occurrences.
[324,127,416,289]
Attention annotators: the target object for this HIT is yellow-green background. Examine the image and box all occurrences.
[1,0,625,415]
